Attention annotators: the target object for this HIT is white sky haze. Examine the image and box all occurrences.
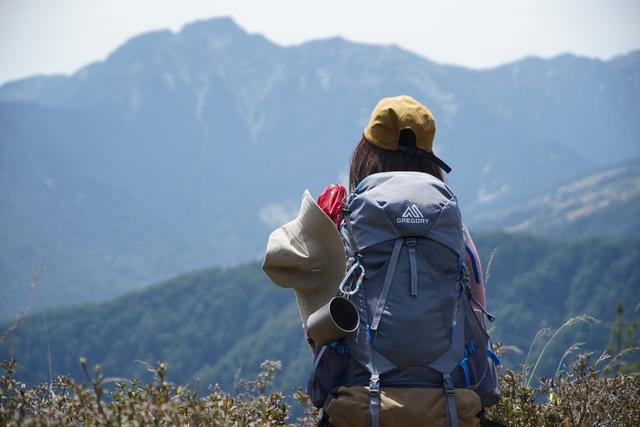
[1,0,639,85]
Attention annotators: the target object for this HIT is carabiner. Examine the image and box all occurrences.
[339,261,366,296]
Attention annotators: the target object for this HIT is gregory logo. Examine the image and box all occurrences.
[397,204,429,224]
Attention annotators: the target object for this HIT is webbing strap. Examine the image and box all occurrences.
[464,245,481,283]
[443,373,459,427]
[459,357,471,387]
[407,238,418,296]
[368,374,380,427]
[487,348,502,365]
[370,239,404,332]
[343,211,360,256]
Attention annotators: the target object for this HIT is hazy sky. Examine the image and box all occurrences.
[1,0,639,85]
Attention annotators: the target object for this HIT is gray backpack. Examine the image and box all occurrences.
[307,171,500,427]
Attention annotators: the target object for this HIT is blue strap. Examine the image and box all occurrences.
[329,341,349,354]
[465,245,481,283]
[486,349,501,365]
[458,341,479,387]
[459,357,471,387]
[457,345,500,390]
[465,341,478,356]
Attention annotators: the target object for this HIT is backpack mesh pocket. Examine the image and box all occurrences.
[307,344,350,408]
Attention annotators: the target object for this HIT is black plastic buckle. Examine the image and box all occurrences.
[405,237,417,247]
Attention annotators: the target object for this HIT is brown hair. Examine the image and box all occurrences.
[348,132,444,191]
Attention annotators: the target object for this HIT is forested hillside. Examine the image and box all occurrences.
[2,232,638,392]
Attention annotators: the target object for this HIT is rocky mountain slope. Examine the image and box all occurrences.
[474,159,640,238]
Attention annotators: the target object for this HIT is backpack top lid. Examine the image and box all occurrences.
[343,171,464,257]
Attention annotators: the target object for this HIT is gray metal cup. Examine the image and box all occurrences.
[306,296,360,346]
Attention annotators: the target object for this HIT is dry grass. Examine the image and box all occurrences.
[1,352,638,426]
[485,350,639,426]
[0,358,292,426]
[1,309,639,426]
[0,268,41,348]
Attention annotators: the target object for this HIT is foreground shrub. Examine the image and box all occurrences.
[486,353,640,426]
[1,354,638,426]
[0,358,292,426]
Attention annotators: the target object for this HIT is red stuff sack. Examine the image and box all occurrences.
[317,184,346,227]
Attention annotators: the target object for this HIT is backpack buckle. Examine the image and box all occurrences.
[405,237,417,247]
[368,374,380,396]
[443,373,455,397]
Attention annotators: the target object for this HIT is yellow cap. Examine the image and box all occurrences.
[364,95,436,152]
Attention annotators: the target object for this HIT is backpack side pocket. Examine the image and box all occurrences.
[307,343,350,408]
[461,297,501,408]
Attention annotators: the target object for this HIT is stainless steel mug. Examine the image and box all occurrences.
[306,296,360,346]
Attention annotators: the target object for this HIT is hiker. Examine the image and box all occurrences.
[264,95,499,427]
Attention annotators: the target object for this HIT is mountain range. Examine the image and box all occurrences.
[1,16,639,320]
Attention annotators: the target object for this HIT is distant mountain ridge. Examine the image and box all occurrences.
[1,17,638,319]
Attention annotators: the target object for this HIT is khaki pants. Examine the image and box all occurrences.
[325,386,481,427]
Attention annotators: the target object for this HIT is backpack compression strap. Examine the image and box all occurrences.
[443,373,460,427]
[370,238,404,332]
[407,237,418,296]
[368,374,380,427]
